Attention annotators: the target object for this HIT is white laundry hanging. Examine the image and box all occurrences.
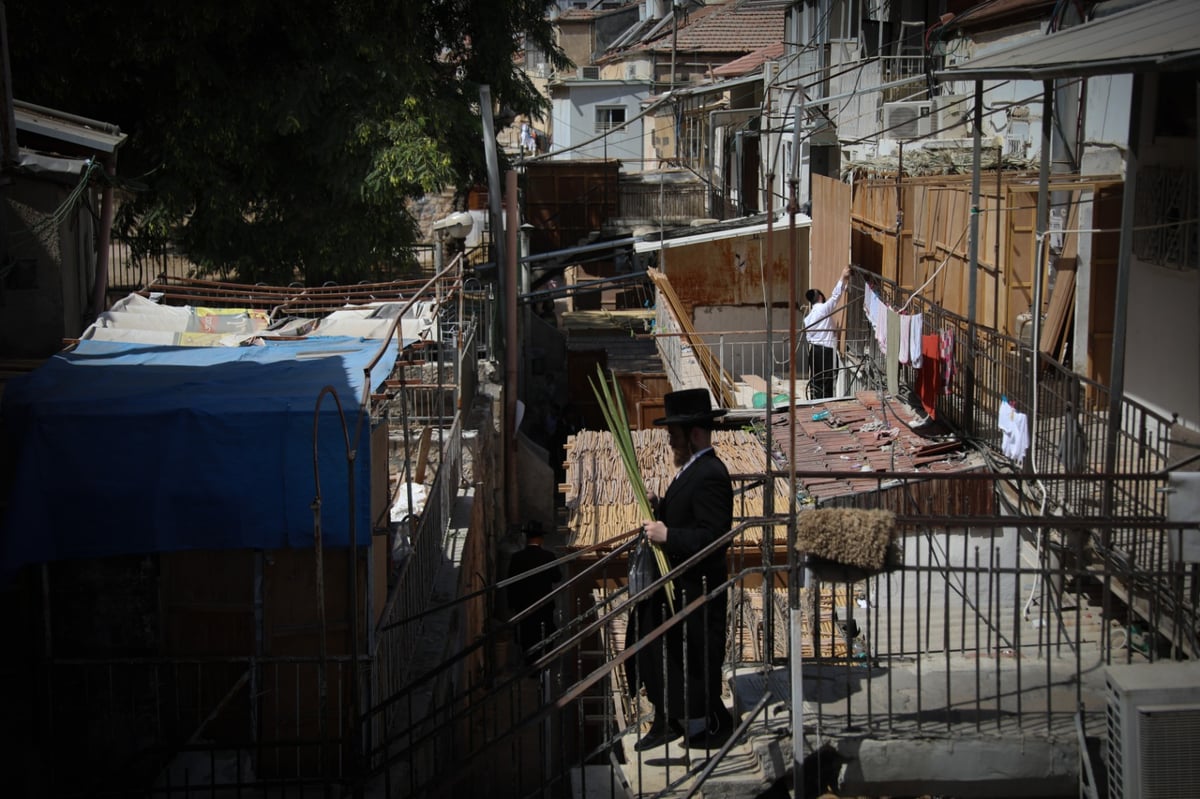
[998,398,1029,463]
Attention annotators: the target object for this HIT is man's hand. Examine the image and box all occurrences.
[841,264,852,281]
[643,520,668,544]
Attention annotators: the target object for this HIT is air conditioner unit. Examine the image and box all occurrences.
[577,65,600,80]
[882,100,934,140]
[1106,662,1200,799]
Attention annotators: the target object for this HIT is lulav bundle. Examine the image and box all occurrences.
[589,366,676,613]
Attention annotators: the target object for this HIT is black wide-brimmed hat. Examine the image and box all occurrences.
[654,388,727,426]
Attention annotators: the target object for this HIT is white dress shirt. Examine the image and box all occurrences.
[803,276,847,349]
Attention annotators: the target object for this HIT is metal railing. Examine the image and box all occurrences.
[354,469,1198,798]
[34,260,1200,797]
[618,180,709,224]
[106,238,220,292]
[35,468,1198,798]
[878,55,928,105]
[106,233,475,298]
[696,326,880,404]
[38,655,355,797]
[853,270,1175,522]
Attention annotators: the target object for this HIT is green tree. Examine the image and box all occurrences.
[7,1,568,284]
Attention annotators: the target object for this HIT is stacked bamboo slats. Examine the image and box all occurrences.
[804,585,852,660]
[646,267,736,409]
[561,427,790,550]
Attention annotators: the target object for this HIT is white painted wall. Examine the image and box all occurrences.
[1083,74,1133,153]
[830,43,881,144]
[1125,259,1200,428]
[549,81,650,164]
[1084,73,1199,431]
[693,305,803,388]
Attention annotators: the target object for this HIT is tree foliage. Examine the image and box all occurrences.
[7,1,569,284]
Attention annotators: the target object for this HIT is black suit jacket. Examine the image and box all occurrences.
[656,448,733,605]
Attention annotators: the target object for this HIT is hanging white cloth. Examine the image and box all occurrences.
[998,399,1029,463]
[909,313,923,367]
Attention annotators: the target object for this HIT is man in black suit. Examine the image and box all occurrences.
[627,389,735,752]
[507,520,562,663]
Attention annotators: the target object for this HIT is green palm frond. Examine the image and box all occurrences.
[589,365,676,613]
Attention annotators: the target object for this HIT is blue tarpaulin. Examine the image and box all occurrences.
[1,336,399,572]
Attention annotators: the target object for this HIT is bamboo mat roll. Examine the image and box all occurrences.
[562,427,790,550]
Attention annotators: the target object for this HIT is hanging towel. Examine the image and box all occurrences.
[916,334,941,418]
[998,399,1029,463]
[874,298,888,352]
[886,309,901,395]
[939,327,957,395]
[898,313,911,365]
[909,314,923,367]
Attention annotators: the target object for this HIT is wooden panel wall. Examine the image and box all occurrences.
[850,173,1122,359]
[812,174,852,296]
[524,161,620,254]
[616,371,671,429]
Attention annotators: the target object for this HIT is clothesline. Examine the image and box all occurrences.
[1037,216,1198,238]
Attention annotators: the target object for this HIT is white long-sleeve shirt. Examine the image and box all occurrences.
[803,277,846,349]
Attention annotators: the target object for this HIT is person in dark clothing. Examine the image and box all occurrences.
[506,520,562,661]
[625,389,735,752]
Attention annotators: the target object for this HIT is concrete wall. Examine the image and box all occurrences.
[1125,256,1200,428]
[1118,74,1199,430]
[872,526,1023,655]
[692,305,800,388]
[516,431,557,536]
[0,175,94,357]
[550,81,650,163]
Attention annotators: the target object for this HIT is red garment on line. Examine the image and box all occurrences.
[916,334,942,418]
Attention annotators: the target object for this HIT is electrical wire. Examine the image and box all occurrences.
[6,158,106,248]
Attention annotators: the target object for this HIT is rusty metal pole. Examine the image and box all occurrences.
[505,170,520,528]
[763,173,775,663]
[785,172,810,799]
[788,177,799,507]
[966,80,983,434]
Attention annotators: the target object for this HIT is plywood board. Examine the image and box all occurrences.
[160,549,256,657]
[851,172,1124,348]
[618,372,669,430]
[1040,202,1081,358]
[414,425,433,483]
[813,174,852,293]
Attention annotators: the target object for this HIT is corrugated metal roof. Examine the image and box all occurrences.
[937,0,1200,80]
[13,100,126,155]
